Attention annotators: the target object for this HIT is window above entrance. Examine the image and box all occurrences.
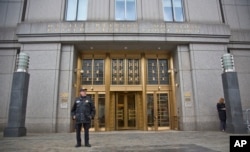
[112,59,140,85]
[81,59,104,85]
[80,54,170,86]
[147,59,169,85]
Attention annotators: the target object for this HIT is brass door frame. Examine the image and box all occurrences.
[115,92,137,130]
[147,92,170,131]
[87,92,106,132]
[157,92,170,130]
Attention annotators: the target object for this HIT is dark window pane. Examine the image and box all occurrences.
[98,94,105,128]
[159,59,169,84]
[89,94,95,128]
[93,59,104,85]
[112,59,124,85]
[82,59,92,85]
[147,94,154,127]
[147,59,158,84]
[127,59,140,85]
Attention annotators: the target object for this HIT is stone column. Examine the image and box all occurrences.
[222,72,246,133]
[4,52,30,137]
[221,53,247,133]
[4,72,30,137]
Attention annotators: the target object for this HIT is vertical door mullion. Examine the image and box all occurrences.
[124,94,128,128]
[94,92,98,131]
[153,92,158,131]
[91,59,94,85]
[115,94,118,129]
[124,59,127,85]
[157,59,160,85]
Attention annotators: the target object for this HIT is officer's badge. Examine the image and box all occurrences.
[76,100,80,103]
[86,100,89,103]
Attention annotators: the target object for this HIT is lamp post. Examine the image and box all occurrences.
[4,52,30,137]
[221,53,246,133]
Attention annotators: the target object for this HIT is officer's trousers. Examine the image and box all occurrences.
[75,123,91,145]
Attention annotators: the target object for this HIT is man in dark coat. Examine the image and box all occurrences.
[217,98,226,131]
[71,87,95,147]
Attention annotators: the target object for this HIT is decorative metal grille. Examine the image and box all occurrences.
[147,59,169,85]
[82,59,104,85]
[93,59,104,85]
[159,60,169,84]
[112,59,125,85]
[147,59,158,84]
[82,59,92,85]
[127,59,140,84]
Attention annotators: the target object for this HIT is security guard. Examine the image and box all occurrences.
[71,87,95,148]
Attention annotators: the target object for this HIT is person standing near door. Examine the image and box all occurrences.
[71,87,95,147]
[217,98,226,131]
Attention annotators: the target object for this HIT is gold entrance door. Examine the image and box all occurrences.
[147,93,170,130]
[116,93,136,130]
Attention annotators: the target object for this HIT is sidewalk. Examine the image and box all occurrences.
[0,131,230,152]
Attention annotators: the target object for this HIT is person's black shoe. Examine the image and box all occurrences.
[85,144,91,147]
[75,144,81,148]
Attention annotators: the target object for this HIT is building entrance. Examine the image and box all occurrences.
[76,51,178,131]
[116,92,136,130]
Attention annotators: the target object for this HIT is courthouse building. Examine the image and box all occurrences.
[0,0,250,133]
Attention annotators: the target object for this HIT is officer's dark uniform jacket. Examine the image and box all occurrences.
[71,95,95,124]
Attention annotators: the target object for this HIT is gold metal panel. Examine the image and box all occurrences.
[109,92,115,131]
[93,54,106,59]
[159,86,171,90]
[117,109,124,120]
[110,54,126,58]
[145,54,157,58]
[136,93,143,130]
[81,53,106,59]
[126,54,141,59]
[80,85,105,92]
[82,54,93,59]
[145,53,170,59]
[146,86,159,91]
[146,85,171,91]
[110,85,142,91]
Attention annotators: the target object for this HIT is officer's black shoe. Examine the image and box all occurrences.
[75,144,81,148]
[85,144,91,147]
